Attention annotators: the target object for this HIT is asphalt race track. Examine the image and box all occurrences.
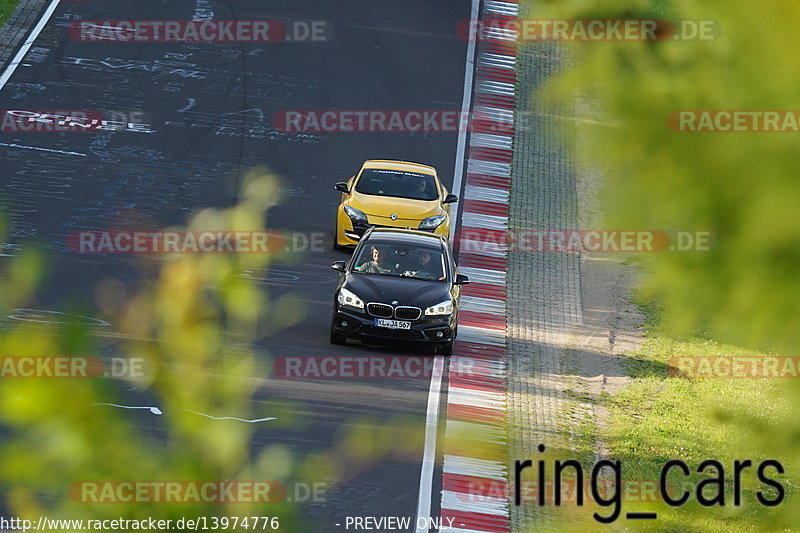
[0,0,471,530]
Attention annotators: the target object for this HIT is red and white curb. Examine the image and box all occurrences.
[440,0,517,531]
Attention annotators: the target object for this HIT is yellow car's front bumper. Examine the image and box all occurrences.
[335,208,450,247]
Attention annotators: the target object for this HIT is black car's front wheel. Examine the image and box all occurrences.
[329,323,347,345]
[436,341,454,356]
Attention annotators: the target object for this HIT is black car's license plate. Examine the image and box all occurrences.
[374,318,411,330]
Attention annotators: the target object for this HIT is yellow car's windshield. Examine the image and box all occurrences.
[355,169,438,201]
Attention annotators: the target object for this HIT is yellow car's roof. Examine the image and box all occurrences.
[361,160,437,176]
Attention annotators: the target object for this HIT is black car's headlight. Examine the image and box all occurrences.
[343,205,368,225]
[419,215,446,230]
[338,287,364,310]
[425,299,454,316]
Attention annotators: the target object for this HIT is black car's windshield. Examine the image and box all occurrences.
[353,244,446,281]
[354,169,439,201]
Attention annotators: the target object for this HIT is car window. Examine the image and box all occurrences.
[354,169,438,201]
[353,243,446,280]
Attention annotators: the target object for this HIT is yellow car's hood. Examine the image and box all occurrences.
[349,192,443,219]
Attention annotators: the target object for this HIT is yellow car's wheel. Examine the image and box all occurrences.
[333,216,346,250]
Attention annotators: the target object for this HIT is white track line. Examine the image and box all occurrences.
[414,355,445,532]
[417,0,481,528]
[0,0,62,91]
[448,0,481,244]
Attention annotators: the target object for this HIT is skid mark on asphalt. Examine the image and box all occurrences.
[6,309,110,326]
[236,268,337,286]
[91,405,277,423]
[94,403,163,415]
[182,409,276,423]
[193,0,215,21]
[0,142,86,156]
[178,98,196,112]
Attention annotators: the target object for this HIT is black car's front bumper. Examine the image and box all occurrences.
[331,305,457,344]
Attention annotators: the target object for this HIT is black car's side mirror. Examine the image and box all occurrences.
[443,194,459,204]
[335,182,349,193]
[331,261,346,272]
[454,274,470,285]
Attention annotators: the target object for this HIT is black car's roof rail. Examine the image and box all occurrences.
[361,227,447,249]
[366,227,445,238]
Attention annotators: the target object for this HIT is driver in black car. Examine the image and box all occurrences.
[404,250,444,280]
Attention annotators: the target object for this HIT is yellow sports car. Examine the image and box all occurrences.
[334,160,458,248]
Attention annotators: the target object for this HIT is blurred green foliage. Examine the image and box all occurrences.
[0,167,432,531]
[522,0,800,529]
[532,0,800,353]
[0,169,310,528]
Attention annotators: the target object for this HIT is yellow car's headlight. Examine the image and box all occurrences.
[343,206,368,225]
[419,215,446,230]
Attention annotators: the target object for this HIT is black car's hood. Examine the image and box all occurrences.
[344,273,451,308]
